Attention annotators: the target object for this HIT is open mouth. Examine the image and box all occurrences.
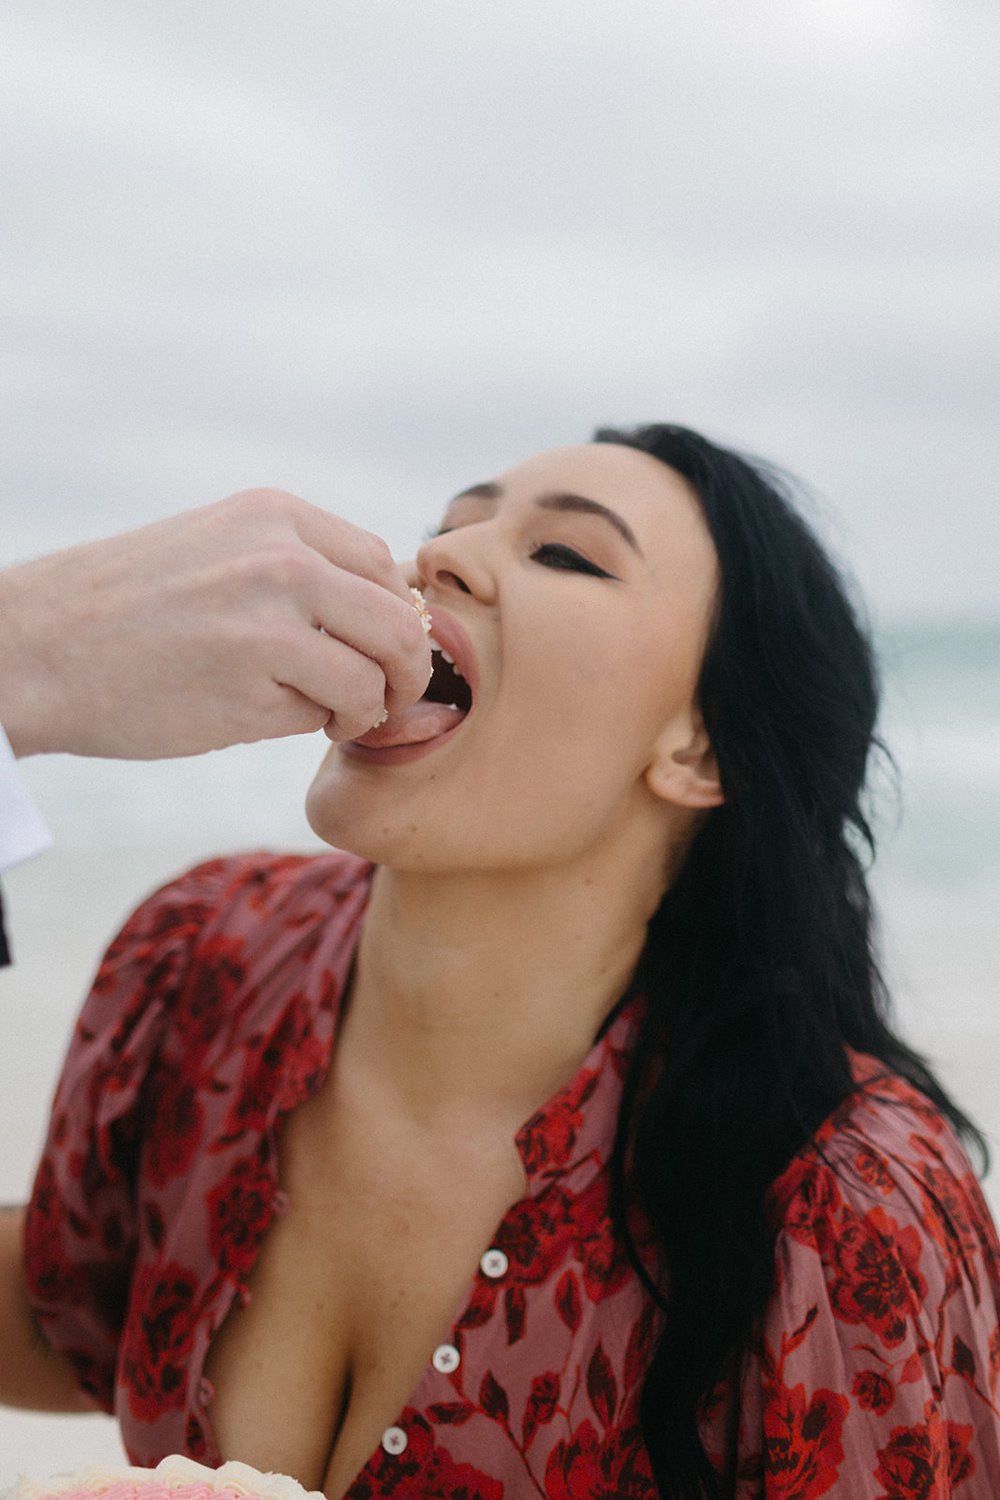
[347,620,475,752]
[423,636,474,715]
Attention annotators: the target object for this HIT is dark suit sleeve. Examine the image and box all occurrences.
[0,880,10,967]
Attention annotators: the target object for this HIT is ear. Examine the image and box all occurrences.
[644,713,725,810]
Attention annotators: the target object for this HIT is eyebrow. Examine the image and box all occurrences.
[448,481,643,556]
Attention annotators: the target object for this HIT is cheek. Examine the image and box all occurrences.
[541,629,672,734]
[493,642,649,806]
[532,620,619,696]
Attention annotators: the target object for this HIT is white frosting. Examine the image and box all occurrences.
[2,1456,323,1500]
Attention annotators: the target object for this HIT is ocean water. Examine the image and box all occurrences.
[873,623,1000,1036]
[1,619,998,1477]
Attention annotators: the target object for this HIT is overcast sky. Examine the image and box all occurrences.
[1,0,998,620]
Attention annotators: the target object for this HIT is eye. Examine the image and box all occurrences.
[532,543,615,579]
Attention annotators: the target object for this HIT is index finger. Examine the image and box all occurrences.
[289,501,414,604]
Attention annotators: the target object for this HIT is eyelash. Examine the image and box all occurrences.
[531,543,614,578]
[425,528,615,580]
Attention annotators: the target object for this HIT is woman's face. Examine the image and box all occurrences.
[306,442,720,875]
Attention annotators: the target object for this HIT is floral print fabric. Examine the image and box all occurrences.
[23,851,1000,1497]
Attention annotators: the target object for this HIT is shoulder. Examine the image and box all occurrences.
[92,846,372,986]
[769,1051,999,1290]
[761,1051,1000,1397]
[57,847,372,1118]
[114,845,372,941]
[716,1059,1000,1495]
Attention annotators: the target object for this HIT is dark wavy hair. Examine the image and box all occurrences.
[595,425,985,1499]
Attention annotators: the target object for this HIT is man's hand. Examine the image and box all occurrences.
[0,489,432,758]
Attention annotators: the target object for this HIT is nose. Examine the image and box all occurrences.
[415,527,497,604]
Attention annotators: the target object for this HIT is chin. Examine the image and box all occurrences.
[305,793,501,876]
[304,743,476,871]
[305,779,374,859]
[304,774,425,869]
[303,748,590,875]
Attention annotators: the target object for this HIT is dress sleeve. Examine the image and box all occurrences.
[22,856,242,1410]
[728,1097,1000,1497]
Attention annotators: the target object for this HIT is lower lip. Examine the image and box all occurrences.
[338,716,469,767]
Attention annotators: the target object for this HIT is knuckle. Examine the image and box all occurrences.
[352,653,386,706]
[322,644,385,721]
[329,712,371,742]
[361,531,396,578]
[258,542,312,591]
[387,599,426,659]
[255,485,298,511]
[223,487,299,526]
[293,702,331,735]
[224,489,302,537]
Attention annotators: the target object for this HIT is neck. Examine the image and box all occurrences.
[342,841,666,1138]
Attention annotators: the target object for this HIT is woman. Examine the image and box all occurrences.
[5,425,1000,1497]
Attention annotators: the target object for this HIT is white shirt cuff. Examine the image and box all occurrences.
[0,723,53,872]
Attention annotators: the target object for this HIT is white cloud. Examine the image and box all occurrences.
[1,0,998,616]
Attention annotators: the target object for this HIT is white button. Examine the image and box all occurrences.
[432,1343,461,1374]
[480,1248,509,1279]
[381,1425,408,1455]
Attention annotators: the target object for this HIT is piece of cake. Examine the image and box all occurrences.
[2,1455,323,1500]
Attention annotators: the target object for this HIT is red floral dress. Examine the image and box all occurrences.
[23,851,1000,1497]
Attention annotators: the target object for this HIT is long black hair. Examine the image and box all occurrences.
[595,425,985,1498]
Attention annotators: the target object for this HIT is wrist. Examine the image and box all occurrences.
[0,563,66,757]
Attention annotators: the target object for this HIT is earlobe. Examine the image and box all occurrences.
[644,721,725,810]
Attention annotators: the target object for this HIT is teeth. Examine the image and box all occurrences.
[427,635,463,675]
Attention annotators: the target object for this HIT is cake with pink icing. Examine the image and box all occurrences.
[2,1456,323,1500]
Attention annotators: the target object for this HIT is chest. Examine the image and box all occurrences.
[203,1080,528,1497]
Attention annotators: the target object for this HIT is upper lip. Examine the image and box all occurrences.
[424,604,479,703]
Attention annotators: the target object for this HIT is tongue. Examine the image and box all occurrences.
[353,702,466,749]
